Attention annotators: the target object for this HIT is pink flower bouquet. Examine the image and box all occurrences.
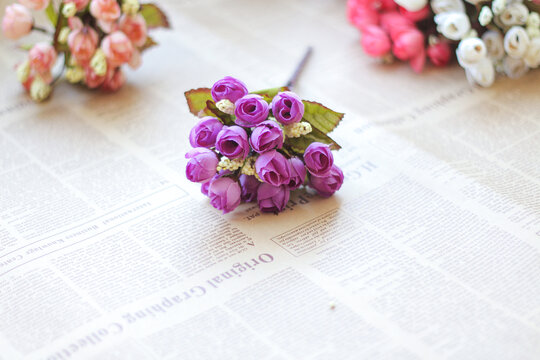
[2,0,169,101]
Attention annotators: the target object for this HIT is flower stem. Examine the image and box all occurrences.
[286,46,313,90]
[32,25,52,34]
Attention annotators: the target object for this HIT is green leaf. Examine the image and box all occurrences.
[302,100,344,134]
[285,127,341,154]
[45,2,58,26]
[19,44,33,51]
[140,3,171,29]
[252,86,289,103]
[140,35,158,52]
[184,88,213,117]
[206,100,236,126]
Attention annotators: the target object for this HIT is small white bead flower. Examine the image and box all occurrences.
[283,122,312,138]
[217,157,243,172]
[216,99,235,115]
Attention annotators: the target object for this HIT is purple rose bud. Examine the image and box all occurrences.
[189,117,223,148]
[255,150,291,186]
[249,120,284,154]
[208,177,241,214]
[211,76,248,103]
[239,174,260,202]
[271,91,304,125]
[257,183,290,213]
[310,164,344,197]
[201,181,210,196]
[201,170,231,195]
[185,148,218,183]
[304,142,334,177]
[215,126,249,160]
[234,94,270,127]
[286,157,306,190]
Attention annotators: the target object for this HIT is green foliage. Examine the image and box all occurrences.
[286,127,341,154]
[140,3,171,29]
[45,2,57,26]
[302,100,344,134]
[252,86,289,103]
[184,88,213,117]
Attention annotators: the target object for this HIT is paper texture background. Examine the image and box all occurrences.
[0,0,539,359]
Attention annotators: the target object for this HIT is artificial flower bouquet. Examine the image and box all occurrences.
[184,77,345,214]
[2,0,169,101]
[348,0,540,86]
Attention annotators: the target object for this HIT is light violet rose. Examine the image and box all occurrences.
[29,42,57,74]
[503,56,529,78]
[393,0,427,12]
[101,31,134,66]
[398,5,430,22]
[286,157,306,190]
[215,126,249,160]
[255,150,291,186]
[101,67,125,92]
[64,0,90,11]
[257,183,290,213]
[310,165,344,198]
[19,0,49,11]
[465,58,495,87]
[202,170,230,196]
[456,37,487,68]
[524,38,540,68]
[303,142,334,177]
[84,66,106,88]
[427,40,452,66]
[68,26,98,65]
[504,26,529,59]
[431,0,465,15]
[482,30,505,60]
[185,148,218,183]
[118,14,147,47]
[234,94,269,127]
[271,91,304,125]
[89,0,120,22]
[435,12,470,40]
[500,3,528,26]
[2,4,32,40]
[208,177,241,214]
[189,117,223,149]
[361,25,391,57]
[249,120,284,154]
[211,76,248,103]
[239,174,260,202]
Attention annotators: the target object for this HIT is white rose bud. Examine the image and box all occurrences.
[527,27,540,39]
[482,30,505,60]
[58,26,70,45]
[466,58,495,87]
[394,0,427,12]
[62,2,77,18]
[503,56,529,78]
[65,66,85,83]
[527,12,540,28]
[435,12,471,41]
[504,26,530,59]
[431,0,465,14]
[524,37,540,68]
[500,3,529,26]
[492,0,506,15]
[479,6,493,26]
[464,0,484,4]
[456,37,487,67]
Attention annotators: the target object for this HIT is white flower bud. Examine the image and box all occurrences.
[431,0,464,14]
[16,60,30,83]
[466,58,495,87]
[527,12,540,28]
[504,26,530,59]
[479,6,493,26]
[499,3,529,26]
[90,49,107,76]
[482,30,505,60]
[435,12,471,41]
[30,76,52,102]
[216,99,235,115]
[62,2,77,18]
[65,66,85,83]
[502,56,529,78]
[456,37,487,67]
[464,0,484,4]
[492,0,506,15]
[122,0,140,15]
[394,0,427,12]
[524,37,540,68]
[527,27,540,39]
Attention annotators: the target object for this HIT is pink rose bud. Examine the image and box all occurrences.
[398,5,430,22]
[361,25,391,57]
[189,117,224,149]
[310,165,344,198]
[349,4,379,31]
[19,0,50,11]
[409,48,426,73]
[303,142,334,177]
[185,148,219,183]
[101,31,134,66]
[89,0,120,22]
[128,48,141,69]
[101,67,125,92]
[84,66,106,88]
[118,14,147,47]
[208,177,241,214]
[64,0,90,11]
[286,157,306,190]
[29,42,57,74]
[255,150,291,187]
[257,183,290,213]
[427,41,451,67]
[239,174,260,202]
[392,28,424,61]
[68,26,99,65]
[380,12,414,40]
[2,4,32,40]
[68,16,83,30]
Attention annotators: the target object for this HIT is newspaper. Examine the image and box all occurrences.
[1,0,539,359]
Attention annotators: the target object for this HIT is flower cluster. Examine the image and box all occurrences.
[348,0,540,85]
[2,0,169,101]
[184,77,345,214]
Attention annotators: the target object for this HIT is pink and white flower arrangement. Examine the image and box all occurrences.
[2,0,169,101]
[184,77,345,214]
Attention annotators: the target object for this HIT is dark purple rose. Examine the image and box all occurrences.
[189,117,223,148]
[271,91,304,125]
[215,126,249,160]
[257,183,290,213]
[211,76,248,103]
[239,174,260,202]
[208,177,241,214]
[310,164,344,197]
[255,150,291,186]
[304,142,334,177]
[234,94,270,127]
[286,157,306,190]
[249,120,284,154]
[185,148,218,183]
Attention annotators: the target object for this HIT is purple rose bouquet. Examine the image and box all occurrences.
[184,76,345,214]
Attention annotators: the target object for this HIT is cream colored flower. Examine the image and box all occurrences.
[435,12,471,40]
[504,26,530,59]
[479,6,493,26]
[30,76,51,102]
[65,66,85,83]
[492,0,506,15]
[16,60,30,83]
[456,37,487,67]
[482,30,505,60]
[394,0,427,12]
[499,3,529,26]
[466,58,495,87]
[503,56,529,77]
[524,37,540,68]
[431,0,465,14]
[216,99,235,115]
[62,2,77,18]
